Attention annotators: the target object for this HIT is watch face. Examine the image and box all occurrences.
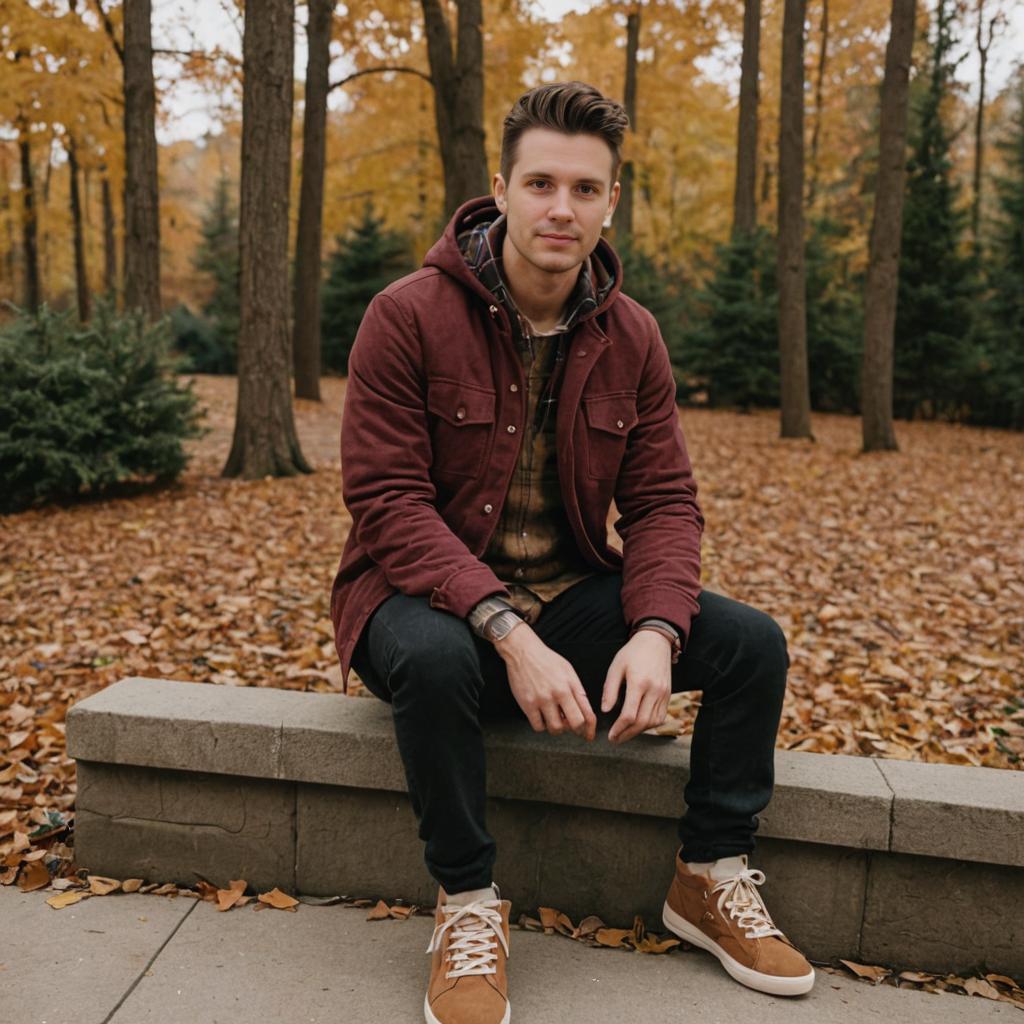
[488,611,519,641]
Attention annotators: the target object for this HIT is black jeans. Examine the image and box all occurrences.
[350,572,789,894]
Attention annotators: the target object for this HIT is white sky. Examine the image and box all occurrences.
[152,0,1024,146]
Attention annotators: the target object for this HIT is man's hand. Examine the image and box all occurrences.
[494,624,597,741]
[601,631,673,743]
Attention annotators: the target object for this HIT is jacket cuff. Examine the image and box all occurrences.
[623,586,698,648]
[430,563,512,620]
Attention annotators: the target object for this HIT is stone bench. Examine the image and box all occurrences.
[66,677,1024,977]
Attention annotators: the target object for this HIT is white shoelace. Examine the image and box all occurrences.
[426,897,509,979]
[710,867,785,940]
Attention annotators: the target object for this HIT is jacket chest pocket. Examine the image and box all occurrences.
[582,391,639,480]
[426,379,496,480]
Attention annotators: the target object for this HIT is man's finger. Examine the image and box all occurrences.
[608,675,642,742]
[614,688,656,744]
[601,659,624,713]
[558,691,587,737]
[570,680,597,740]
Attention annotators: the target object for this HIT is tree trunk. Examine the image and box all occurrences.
[777,0,813,439]
[67,137,91,322]
[292,0,331,402]
[422,0,488,219]
[971,0,995,251]
[732,0,761,238]
[617,7,640,247]
[223,0,311,480]
[861,0,916,453]
[808,0,829,208]
[123,0,161,318]
[17,118,41,313]
[101,171,117,298]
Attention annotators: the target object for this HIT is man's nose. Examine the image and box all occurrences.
[547,188,575,220]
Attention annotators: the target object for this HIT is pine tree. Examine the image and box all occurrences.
[618,243,691,393]
[976,78,1024,428]
[681,229,778,410]
[894,0,977,421]
[321,203,415,374]
[805,216,862,414]
[191,174,240,373]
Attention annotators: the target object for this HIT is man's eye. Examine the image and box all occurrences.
[529,180,549,189]
[578,185,596,195]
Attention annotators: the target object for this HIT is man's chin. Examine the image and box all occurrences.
[529,248,584,275]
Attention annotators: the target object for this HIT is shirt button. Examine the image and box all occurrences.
[456,408,466,420]
[617,419,624,428]
[483,504,493,514]
[510,384,518,392]
[577,349,587,358]
[507,424,516,433]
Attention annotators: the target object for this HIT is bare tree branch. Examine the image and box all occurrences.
[88,0,124,64]
[328,65,432,93]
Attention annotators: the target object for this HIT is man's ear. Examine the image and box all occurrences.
[493,173,508,212]
[604,179,621,228]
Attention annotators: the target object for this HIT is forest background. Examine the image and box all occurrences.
[1,0,1023,788]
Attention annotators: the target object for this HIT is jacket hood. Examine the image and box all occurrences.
[422,194,624,322]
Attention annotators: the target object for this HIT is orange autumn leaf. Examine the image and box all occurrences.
[216,879,248,911]
[257,887,299,911]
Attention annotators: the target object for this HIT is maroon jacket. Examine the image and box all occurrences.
[330,196,704,692]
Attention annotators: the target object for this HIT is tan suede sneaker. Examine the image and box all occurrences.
[424,884,512,1024]
[662,847,815,996]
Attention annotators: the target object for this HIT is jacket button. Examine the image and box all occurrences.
[514,568,524,578]
[507,424,516,433]
[483,503,493,514]
[456,407,466,420]
[510,384,518,392]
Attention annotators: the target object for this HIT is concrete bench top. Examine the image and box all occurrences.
[66,677,1024,869]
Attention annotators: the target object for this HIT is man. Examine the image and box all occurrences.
[330,81,815,1024]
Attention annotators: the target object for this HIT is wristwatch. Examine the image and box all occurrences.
[483,608,524,643]
[468,595,524,643]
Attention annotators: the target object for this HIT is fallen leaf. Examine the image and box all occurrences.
[88,875,122,895]
[46,890,87,909]
[366,899,391,920]
[16,860,50,892]
[963,978,1003,1000]
[839,959,891,984]
[216,879,247,911]
[258,887,298,911]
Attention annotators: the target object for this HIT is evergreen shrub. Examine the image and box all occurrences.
[0,301,205,514]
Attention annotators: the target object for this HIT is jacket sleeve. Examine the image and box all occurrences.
[613,316,704,647]
[341,291,512,618]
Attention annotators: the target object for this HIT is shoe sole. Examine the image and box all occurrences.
[424,991,511,1024]
[662,901,815,997]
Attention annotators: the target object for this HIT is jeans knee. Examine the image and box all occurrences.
[386,613,480,702]
[738,608,790,689]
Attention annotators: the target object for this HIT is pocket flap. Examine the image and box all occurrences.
[583,393,639,435]
[427,379,496,426]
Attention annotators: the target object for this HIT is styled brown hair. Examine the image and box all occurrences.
[499,81,629,186]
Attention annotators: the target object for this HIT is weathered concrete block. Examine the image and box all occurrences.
[75,761,296,892]
[753,838,868,962]
[860,850,1024,978]
[759,755,892,850]
[67,678,295,780]
[873,758,1024,867]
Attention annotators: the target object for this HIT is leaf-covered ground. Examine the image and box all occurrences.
[2,374,1022,847]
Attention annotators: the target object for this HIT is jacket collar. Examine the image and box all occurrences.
[422,194,624,324]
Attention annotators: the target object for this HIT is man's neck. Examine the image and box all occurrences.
[500,232,580,332]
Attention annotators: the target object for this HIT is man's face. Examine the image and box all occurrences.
[493,127,620,277]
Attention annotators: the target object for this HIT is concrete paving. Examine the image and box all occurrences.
[2,885,1015,1024]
